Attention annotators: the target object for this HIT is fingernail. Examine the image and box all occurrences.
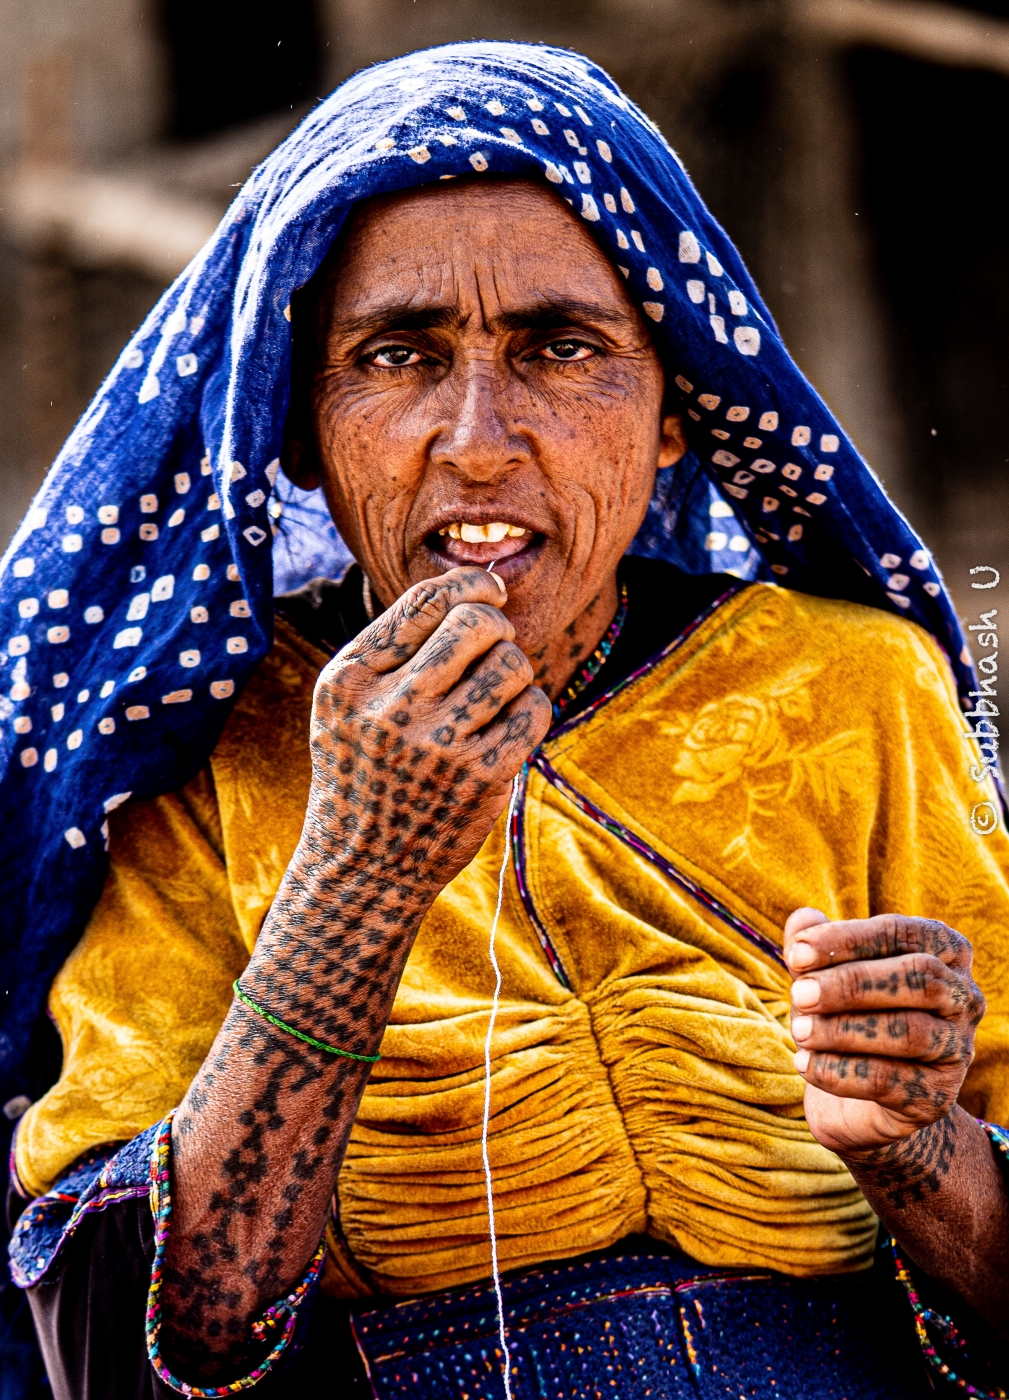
[791,978,820,1009]
[791,1015,813,1042]
[793,1049,811,1074]
[788,941,816,970]
[488,570,507,595]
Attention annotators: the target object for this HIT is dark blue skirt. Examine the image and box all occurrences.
[347,1238,935,1400]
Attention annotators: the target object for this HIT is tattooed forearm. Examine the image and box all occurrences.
[842,1107,1009,1336]
[846,1112,958,1211]
[785,912,1008,1333]
[161,569,551,1383]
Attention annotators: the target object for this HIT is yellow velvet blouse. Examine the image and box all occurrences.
[15,583,1009,1298]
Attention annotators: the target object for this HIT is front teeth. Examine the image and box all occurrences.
[438,522,528,542]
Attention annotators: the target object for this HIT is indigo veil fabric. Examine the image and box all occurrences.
[0,42,976,1116]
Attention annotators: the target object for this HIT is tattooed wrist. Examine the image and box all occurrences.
[842,1110,959,1211]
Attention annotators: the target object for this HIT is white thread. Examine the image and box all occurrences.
[481,779,519,1400]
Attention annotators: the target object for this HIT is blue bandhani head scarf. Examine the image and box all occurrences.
[0,42,977,1111]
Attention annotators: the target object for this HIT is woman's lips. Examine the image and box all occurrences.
[422,518,545,571]
[438,533,533,566]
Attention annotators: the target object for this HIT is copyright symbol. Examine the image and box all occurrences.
[971,801,999,836]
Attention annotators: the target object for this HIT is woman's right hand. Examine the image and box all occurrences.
[307,563,551,893]
[242,565,551,1057]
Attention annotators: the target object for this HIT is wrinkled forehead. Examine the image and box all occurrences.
[315,177,637,330]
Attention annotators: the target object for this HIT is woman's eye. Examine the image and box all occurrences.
[538,339,596,362]
[367,346,423,368]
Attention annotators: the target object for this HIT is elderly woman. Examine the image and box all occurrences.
[3,41,1008,1400]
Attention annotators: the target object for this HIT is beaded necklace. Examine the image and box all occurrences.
[552,581,629,722]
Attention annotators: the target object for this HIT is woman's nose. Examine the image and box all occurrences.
[428,358,531,482]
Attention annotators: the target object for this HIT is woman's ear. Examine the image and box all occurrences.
[281,434,320,491]
[657,413,688,469]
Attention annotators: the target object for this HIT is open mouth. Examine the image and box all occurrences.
[424,518,546,574]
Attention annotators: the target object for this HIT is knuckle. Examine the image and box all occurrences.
[459,601,510,630]
[839,963,870,1001]
[449,603,490,632]
[393,578,467,634]
[959,978,986,1026]
[868,913,924,957]
[404,578,458,618]
[917,918,966,966]
[532,684,552,710]
[499,642,534,680]
[478,703,542,767]
[889,913,928,954]
[948,926,974,972]
[527,686,553,726]
[881,1011,908,1044]
[848,916,897,960]
[815,1052,885,1091]
[327,636,376,675]
[879,914,969,966]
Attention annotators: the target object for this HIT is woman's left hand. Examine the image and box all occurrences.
[784,908,986,1157]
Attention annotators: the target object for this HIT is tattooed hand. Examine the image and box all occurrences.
[164,566,549,1383]
[307,563,550,903]
[785,910,1009,1335]
[237,565,552,1054]
[785,909,985,1159]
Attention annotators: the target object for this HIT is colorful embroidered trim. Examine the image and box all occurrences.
[9,1134,149,1288]
[552,580,629,722]
[145,1111,327,1396]
[533,753,787,971]
[233,981,381,1062]
[985,1119,1009,1173]
[889,1120,1009,1399]
[510,764,573,990]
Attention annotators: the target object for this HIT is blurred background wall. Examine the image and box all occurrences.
[0,0,1006,619]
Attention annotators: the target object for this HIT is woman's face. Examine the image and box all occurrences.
[307,179,684,656]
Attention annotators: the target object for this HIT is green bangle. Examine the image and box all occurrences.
[232,981,381,1063]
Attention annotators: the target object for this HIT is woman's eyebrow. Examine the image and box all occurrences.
[491,299,631,333]
[331,297,630,341]
[333,304,461,339]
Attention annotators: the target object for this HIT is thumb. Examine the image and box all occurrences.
[783,907,829,973]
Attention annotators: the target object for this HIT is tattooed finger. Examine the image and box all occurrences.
[401,603,517,698]
[794,1049,960,1120]
[791,1009,972,1063]
[471,688,552,776]
[434,641,535,741]
[790,954,984,1020]
[786,913,973,975]
[338,567,507,673]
